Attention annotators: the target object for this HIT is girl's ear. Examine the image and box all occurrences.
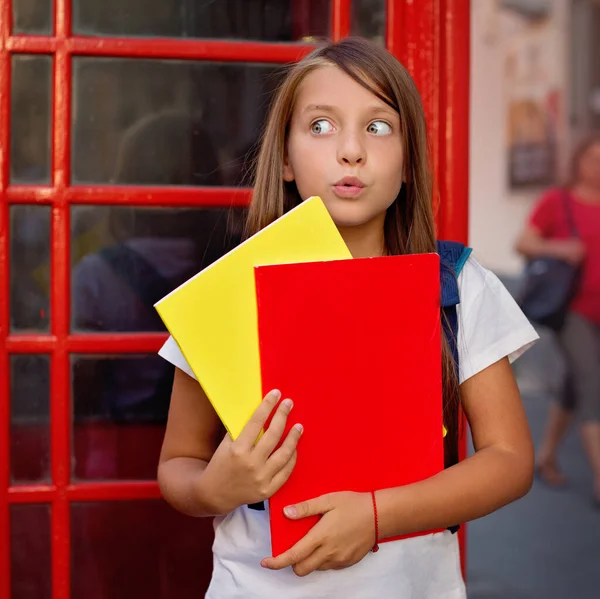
[283,149,295,182]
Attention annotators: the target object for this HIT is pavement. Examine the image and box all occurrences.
[466,313,600,598]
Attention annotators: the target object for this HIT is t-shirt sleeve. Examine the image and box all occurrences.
[158,336,197,381]
[528,189,560,237]
[456,256,539,384]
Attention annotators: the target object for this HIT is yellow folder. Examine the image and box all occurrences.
[155,197,352,439]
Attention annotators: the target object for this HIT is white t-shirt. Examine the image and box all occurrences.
[158,256,539,599]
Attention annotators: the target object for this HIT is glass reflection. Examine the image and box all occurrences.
[11,355,51,484]
[73,0,329,41]
[72,58,283,186]
[10,206,51,332]
[13,0,53,35]
[351,0,386,44]
[71,206,244,332]
[11,504,51,599]
[71,501,214,599]
[10,55,52,184]
[72,355,172,480]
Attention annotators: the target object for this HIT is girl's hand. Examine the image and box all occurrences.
[261,491,376,576]
[200,390,303,514]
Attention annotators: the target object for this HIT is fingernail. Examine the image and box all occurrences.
[282,398,293,410]
[260,559,268,568]
[294,423,304,434]
[284,506,296,518]
[271,390,281,400]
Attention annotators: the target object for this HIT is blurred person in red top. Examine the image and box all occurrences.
[516,134,600,506]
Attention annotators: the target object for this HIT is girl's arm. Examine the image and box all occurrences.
[262,357,534,575]
[375,355,533,538]
[158,368,222,516]
[158,368,303,518]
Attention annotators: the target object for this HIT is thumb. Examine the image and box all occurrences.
[283,494,333,520]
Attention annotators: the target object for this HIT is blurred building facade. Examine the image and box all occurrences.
[470,0,600,275]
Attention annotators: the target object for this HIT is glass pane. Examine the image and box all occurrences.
[72,58,284,186]
[10,55,52,184]
[72,354,173,480]
[13,0,53,35]
[71,206,244,332]
[71,501,214,599]
[351,0,386,44]
[73,0,329,41]
[10,206,51,332]
[11,504,51,599]
[11,355,51,484]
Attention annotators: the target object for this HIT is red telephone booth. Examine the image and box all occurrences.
[0,1,469,597]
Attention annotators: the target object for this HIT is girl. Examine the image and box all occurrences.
[516,134,600,506]
[158,37,538,598]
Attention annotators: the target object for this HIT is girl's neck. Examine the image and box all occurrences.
[573,183,600,204]
[337,217,386,259]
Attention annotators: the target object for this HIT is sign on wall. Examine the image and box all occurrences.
[504,13,562,189]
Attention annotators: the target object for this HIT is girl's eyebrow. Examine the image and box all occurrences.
[302,104,397,117]
[302,104,336,114]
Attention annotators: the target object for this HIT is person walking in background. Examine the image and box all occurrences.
[516,134,600,506]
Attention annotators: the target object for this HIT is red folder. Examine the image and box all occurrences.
[254,254,445,557]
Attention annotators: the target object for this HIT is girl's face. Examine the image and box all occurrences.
[578,142,600,189]
[283,65,404,231]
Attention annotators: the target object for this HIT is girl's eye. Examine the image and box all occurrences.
[367,121,392,135]
[311,120,334,135]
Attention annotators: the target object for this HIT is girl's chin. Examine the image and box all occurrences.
[327,207,383,230]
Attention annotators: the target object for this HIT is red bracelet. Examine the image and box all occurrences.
[370,490,379,552]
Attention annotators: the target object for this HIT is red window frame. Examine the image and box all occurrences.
[0,0,470,597]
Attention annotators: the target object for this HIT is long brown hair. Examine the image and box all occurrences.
[247,37,461,466]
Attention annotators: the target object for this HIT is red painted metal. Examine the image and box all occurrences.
[68,37,316,63]
[0,0,11,595]
[6,333,168,354]
[331,0,351,41]
[66,333,168,353]
[7,185,253,207]
[5,336,57,353]
[8,481,161,504]
[402,1,437,135]
[7,485,58,504]
[1,0,471,595]
[66,481,162,501]
[7,35,316,63]
[6,37,58,54]
[438,0,470,245]
[50,2,72,597]
[6,185,55,203]
[437,0,471,576]
[66,186,253,207]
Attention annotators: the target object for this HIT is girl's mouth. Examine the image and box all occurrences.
[333,176,365,198]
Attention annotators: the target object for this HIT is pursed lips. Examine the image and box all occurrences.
[332,176,366,198]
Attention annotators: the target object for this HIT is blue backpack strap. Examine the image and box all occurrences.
[436,239,472,404]
[437,240,471,534]
[437,242,471,351]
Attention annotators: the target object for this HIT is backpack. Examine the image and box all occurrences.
[248,240,473,532]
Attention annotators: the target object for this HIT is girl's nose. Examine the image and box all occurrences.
[337,132,366,166]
